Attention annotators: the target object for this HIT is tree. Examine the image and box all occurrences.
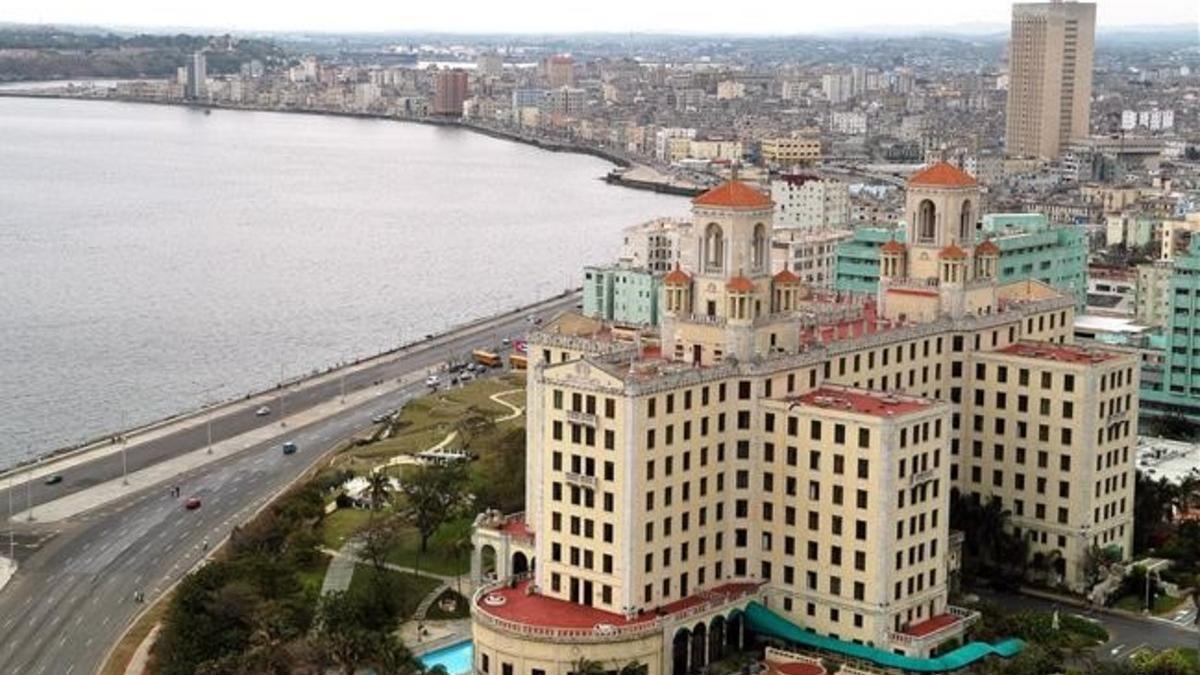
[469,428,526,513]
[572,657,605,675]
[1134,473,1179,553]
[360,514,402,579]
[368,632,419,675]
[367,471,393,512]
[402,463,469,552]
[313,592,377,675]
[455,405,497,449]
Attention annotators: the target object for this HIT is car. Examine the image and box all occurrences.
[425,374,440,387]
[255,405,271,416]
[282,441,298,455]
[501,338,511,347]
[185,497,202,510]
[459,371,475,382]
[44,475,63,486]
[371,413,390,424]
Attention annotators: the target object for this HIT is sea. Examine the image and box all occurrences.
[0,95,687,466]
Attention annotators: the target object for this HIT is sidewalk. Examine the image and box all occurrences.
[13,372,424,523]
[1020,586,1200,632]
[320,541,363,596]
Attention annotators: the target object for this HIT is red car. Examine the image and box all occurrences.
[184,497,202,510]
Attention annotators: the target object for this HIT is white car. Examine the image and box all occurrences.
[425,375,440,387]
[255,405,271,416]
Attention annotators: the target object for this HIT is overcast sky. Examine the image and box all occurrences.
[3,0,1196,35]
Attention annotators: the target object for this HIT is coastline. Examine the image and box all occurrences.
[0,90,704,197]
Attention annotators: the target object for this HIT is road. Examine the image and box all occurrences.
[0,293,577,674]
[975,589,1200,658]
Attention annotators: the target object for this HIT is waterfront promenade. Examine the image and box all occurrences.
[0,290,578,675]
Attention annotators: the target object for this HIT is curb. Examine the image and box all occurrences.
[96,433,360,675]
[6,290,580,480]
[1018,587,1200,633]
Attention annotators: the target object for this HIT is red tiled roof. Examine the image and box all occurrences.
[773,269,801,284]
[664,265,692,285]
[791,387,931,417]
[499,517,534,539]
[727,275,755,293]
[939,244,967,259]
[903,613,962,637]
[908,162,978,188]
[887,287,938,298]
[693,180,772,209]
[975,239,1000,255]
[771,664,824,675]
[997,342,1120,365]
[881,240,906,254]
[475,580,761,629]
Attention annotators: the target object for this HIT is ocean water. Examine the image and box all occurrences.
[0,96,687,465]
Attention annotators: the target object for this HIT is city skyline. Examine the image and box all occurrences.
[2,0,1195,35]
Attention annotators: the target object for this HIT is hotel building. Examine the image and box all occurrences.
[471,164,1136,675]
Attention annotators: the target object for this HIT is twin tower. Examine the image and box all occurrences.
[660,162,996,366]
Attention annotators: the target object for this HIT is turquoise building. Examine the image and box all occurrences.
[582,265,660,326]
[833,214,1088,311]
[1142,237,1200,419]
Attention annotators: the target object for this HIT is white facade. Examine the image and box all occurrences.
[654,127,696,161]
[830,111,868,135]
[770,227,854,288]
[770,174,850,230]
[619,218,697,273]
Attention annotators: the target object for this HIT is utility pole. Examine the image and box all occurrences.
[25,455,34,522]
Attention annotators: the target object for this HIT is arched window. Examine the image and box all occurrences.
[918,200,936,243]
[752,223,767,272]
[704,223,724,273]
[959,200,973,243]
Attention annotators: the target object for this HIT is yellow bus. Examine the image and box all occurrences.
[473,350,502,368]
[509,354,528,370]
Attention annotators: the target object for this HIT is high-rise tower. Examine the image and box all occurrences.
[1004,1,1096,160]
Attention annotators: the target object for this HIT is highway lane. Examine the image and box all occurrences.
[0,293,574,673]
[0,378,424,673]
[0,292,576,512]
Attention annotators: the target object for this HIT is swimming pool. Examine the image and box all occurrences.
[419,640,474,675]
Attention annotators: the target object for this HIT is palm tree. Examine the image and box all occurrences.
[449,530,475,597]
[572,657,605,675]
[367,470,392,512]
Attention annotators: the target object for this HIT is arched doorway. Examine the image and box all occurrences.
[672,629,691,675]
[709,615,726,664]
[480,544,497,580]
[690,622,708,673]
[726,610,744,652]
[512,551,529,576]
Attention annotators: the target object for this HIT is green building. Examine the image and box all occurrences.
[582,264,660,326]
[833,214,1088,311]
[1141,237,1200,419]
[833,226,904,295]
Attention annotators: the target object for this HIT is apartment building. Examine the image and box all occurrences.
[582,265,661,326]
[471,168,1133,675]
[1135,261,1173,328]
[618,218,697,274]
[760,138,822,167]
[770,174,850,230]
[771,228,854,289]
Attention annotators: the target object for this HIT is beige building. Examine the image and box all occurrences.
[470,169,1135,675]
[1004,2,1096,159]
[1159,213,1200,261]
[1135,262,1173,327]
[760,138,822,167]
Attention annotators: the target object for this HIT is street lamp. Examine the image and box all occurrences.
[278,363,287,428]
[25,453,35,522]
[121,410,129,486]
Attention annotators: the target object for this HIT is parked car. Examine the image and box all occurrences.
[282,441,298,455]
[255,405,271,416]
[372,413,390,424]
[185,497,202,510]
[460,371,475,382]
[44,475,63,486]
[425,374,440,387]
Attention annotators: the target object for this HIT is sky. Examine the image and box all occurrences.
[2,0,1196,35]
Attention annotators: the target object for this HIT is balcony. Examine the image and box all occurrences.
[566,410,598,427]
[565,472,598,489]
[886,606,979,652]
[909,468,936,487]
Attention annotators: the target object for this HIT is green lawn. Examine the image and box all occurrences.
[1113,593,1185,615]
[321,507,372,549]
[296,553,332,596]
[385,517,472,576]
[347,564,443,621]
[424,590,470,620]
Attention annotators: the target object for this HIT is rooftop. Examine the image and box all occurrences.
[996,342,1120,365]
[908,162,978,189]
[693,180,773,209]
[475,579,762,631]
[786,386,932,418]
[903,613,962,638]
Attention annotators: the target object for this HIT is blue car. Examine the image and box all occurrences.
[282,441,298,455]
